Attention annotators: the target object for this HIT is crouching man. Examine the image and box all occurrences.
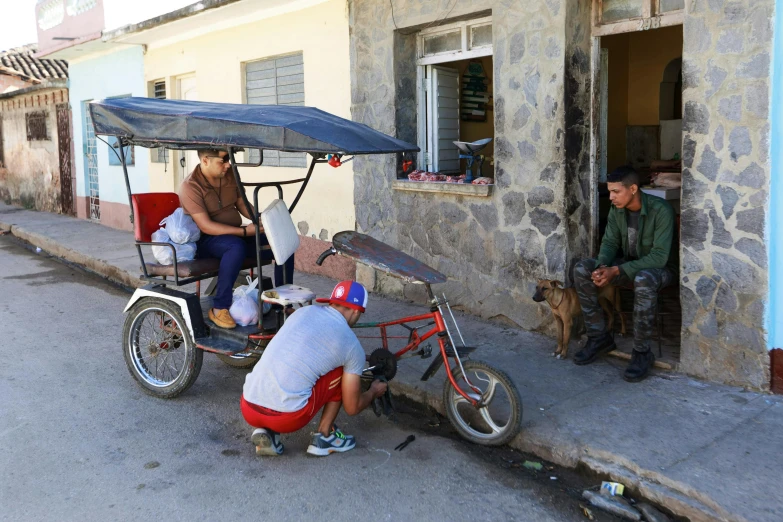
[572,166,678,382]
[240,281,388,456]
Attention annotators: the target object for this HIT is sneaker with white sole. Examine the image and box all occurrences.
[306,427,356,456]
[251,428,283,456]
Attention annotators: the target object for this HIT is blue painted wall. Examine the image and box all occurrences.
[769,0,783,350]
[69,46,150,206]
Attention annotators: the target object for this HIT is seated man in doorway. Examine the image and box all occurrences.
[572,166,678,382]
[179,149,294,329]
[240,281,388,457]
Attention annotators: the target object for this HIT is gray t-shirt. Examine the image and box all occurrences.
[243,305,365,412]
[627,210,641,260]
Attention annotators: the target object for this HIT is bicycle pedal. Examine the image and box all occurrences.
[419,344,432,359]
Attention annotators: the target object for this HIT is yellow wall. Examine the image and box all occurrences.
[143,0,354,239]
[603,25,683,171]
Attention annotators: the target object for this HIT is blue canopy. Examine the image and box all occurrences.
[89,97,419,155]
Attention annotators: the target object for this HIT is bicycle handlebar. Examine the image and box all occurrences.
[316,247,337,266]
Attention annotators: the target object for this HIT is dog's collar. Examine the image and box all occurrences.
[544,286,565,310]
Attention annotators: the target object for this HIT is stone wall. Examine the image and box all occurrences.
[0,88,66,213]
[349,0,592,330]
[679,0,773,389]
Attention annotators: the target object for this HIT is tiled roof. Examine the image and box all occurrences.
[0,44,68,82]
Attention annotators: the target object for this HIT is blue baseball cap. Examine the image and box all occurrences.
[316,280,368,313]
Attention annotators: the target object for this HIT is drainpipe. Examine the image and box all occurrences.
[768,0,783,386]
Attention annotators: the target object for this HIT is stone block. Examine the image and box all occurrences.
[510,31,526,65]
[512,105,531,130]
[517,140,537,161]
[532,121,541,142]
[680,208,709,250]
[705,62,728,98]
[544,95,557,120]
[728,126,752,161]
[716,185,739,219]
[297,221,309,236]
[716,28,744,54]
[544,37,561,59]
[745,83,769,118]
[682,247,704,274]
[698,310,719,338]
[712,252,759,293]
[684,17,712,54]
[545,233,565,276]
[527,186,555,207]
[735,237,767,269]
[696,275,718,307]
[530,208,561,236]
[713,124,724,151]
[697,145,721,181]
[501,191,527,226]
[524,69,540,107]
[516,229,545,275]
[722,321,763,352]
[715,282,739,312]
[709,209,733,248]
[737,162,765,189]
[681,286,700,327]
[539,161,559,181]
[737,52,770,79]
[682,136,697,168]
[717,95,742,122]
[736,206,765,238]
[683,102,710,135]
[749,189,767,207]
[470,202,499,232]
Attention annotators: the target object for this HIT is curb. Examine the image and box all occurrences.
[0,218,735,522]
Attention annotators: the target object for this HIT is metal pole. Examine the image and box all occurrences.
[288,156,322,214]
[117,137,134,225]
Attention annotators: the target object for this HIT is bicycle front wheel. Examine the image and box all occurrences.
[442,360,522,446]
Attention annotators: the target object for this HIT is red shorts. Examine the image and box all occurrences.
[240,367,344,433]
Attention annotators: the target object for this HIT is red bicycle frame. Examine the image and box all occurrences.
[353,309,481,407]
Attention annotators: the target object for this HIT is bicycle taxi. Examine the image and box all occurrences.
[90,97,522,446]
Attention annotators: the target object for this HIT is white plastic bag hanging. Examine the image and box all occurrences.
[160,208,201,244]
[234,276,271,315]
[230,276,260,326]
[151,228,197,265]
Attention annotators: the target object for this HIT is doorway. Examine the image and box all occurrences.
[176,75,198,183]
[595,25,684,365]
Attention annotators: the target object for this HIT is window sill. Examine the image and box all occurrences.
[392,180,493,197]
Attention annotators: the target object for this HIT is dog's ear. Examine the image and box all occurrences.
[552,281,562,288]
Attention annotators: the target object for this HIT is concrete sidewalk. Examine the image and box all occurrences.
[2,203,781,522]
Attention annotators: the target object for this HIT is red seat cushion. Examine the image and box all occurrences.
[132,193,181,242]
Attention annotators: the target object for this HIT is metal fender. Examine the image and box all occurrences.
[123,284,207,339]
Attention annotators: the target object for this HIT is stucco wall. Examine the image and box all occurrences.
[349,0,592,330]
[0,88,67,212]
[143,0,355,240]
[678,0,774,389]
[69,45,150,230]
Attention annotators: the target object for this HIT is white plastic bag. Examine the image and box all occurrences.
[234,276,272,315]
[230,277,261,326]
[151,228,197,265]
[160,208,201,244]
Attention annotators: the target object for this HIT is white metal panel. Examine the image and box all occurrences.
[429,65,460,173]
[245,53,306,167]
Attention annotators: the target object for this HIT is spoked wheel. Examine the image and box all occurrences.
[123,297,203,398]
[443,360,522,446]
[216,352,260,369]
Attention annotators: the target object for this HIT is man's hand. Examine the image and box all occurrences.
[370,379,388,398]
[591,266,620,288]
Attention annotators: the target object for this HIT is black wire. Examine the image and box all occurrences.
[389,0,399,30]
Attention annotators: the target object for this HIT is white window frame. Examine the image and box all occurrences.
[592,0,684,36]
[415,17,493,172]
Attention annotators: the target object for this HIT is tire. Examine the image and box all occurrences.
[215,352,260,369]
[442,360,523,446]
[123,297,203,399]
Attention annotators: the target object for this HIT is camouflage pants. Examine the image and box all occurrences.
[573,258,674,353]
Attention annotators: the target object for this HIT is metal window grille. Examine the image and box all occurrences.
[26,111,49,141]
[84,107,100,221]
[150,81,169,164]
[245,53,306,167]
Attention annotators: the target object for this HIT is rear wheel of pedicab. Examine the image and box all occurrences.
[443,360,522,446]
[123,297,203,398]
[215,352,260,369]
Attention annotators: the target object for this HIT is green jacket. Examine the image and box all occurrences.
[597,191,678,281]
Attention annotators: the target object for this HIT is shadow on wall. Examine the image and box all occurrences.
[0,145,61,212]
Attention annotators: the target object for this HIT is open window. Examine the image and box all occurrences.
[592,0,684,36]
[408,17,494,184]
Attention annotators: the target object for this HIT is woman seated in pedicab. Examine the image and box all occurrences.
[179,148,294,329]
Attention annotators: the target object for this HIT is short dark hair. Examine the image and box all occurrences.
[197,149,223,160]
[606,166,640,188]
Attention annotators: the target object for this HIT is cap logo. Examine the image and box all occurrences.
[335,286,345,298]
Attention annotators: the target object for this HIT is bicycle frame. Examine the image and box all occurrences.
[353,307,482,407]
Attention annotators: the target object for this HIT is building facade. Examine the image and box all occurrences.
[348,0,778,390]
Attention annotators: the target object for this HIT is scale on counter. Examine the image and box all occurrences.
[453,138,492,183]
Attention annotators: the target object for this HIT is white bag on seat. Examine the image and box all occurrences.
[160,207,201,244]
[151,228,197,265]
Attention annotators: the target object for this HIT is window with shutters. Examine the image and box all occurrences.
[26,111,49,141]
[592,0,684,36]
[244,53,306,168]
[149,80,169,164]
[411,18,494,183]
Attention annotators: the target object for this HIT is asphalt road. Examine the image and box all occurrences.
[0,236,616,522]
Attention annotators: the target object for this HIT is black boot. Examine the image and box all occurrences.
[624,350,655,382]
[573,332,616,366]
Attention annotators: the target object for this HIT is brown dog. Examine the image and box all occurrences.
[532,280,626,359]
